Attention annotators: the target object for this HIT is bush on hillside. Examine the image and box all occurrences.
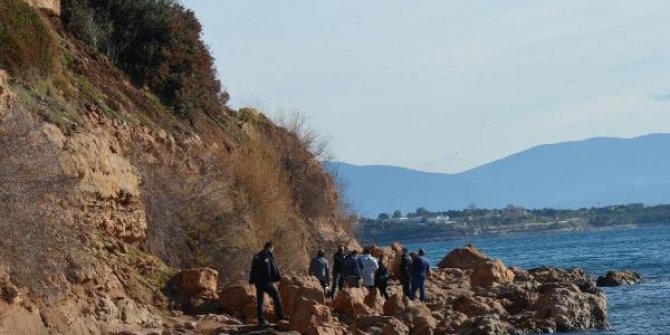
[0,105,77,295]
[61,0,229,118]
[0,0,57,80]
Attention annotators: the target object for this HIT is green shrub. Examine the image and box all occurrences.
[61,0,229,118]
[0,0,57,79]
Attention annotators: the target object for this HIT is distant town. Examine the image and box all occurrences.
[358,203,670,244]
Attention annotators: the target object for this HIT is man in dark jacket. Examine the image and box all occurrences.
[330,245,346,298]
[399,248,413,297]
[249,241,286,325]
[308,249,330,294]
[410,249,431,302]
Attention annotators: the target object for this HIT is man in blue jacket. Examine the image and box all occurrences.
[410,249,431,302]
[249,241,286,325]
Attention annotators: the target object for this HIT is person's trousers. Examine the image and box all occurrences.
[255,283,283,323]
[345,276,361,288]
[410,276,426,302]
[331,271,344,297]
[400,276,412,297]
[318,278,328,295]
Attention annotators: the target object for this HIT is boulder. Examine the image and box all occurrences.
[596,270,643,287]
[382,294,436,335]
[531,284,608,331]
[289,297,346,335]
[452,296,506,318]
[438,246,490,270]
[219,285,274,323]
[382,294,409,317]
[332,288,374,319]
[364,288,385,315]
[461,315,512,335]
[176,268,219,299]
[469,260,515,287]
[352,315,409,335]
[279,276,325,315]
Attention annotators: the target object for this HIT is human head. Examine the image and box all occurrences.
[264,241,274,252]
[402,248,408,255]
[418,249,425,256]
[362,247,371,255]
[410,251,417,258]
[317,249,325,258]
[350,250,358,256]
[337,245,344,252]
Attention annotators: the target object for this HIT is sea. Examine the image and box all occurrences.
[405,222,670,335]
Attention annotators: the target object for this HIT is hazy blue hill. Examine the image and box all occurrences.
[327,134,670,216]
[324,162,479,217]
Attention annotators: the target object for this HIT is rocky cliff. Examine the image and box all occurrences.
[0,1,355,333]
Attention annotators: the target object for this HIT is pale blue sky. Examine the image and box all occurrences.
[180,0,670,173]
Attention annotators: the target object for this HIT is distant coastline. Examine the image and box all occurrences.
[357,203,670,244]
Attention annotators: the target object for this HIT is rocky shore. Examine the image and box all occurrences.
[137,244,608,335]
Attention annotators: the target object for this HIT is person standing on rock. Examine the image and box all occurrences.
[359,247,379,290]
[343,249,362,288]
[375,254,390,299]
[330,245,346,298]
[410,249,431,302]
[249,241,286,326]
[399,248,413,297]
[308,249,330,294]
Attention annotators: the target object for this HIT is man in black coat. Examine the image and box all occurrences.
[330,245,346,298]
[399,248,413,297]
[249,241,286,325]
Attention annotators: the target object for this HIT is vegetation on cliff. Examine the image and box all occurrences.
[60,0,229,118]
[0,1,355,333]
[0,0,57,79]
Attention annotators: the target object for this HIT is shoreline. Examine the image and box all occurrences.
[359,222,641,245]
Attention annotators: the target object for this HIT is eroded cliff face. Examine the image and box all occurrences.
[0,4,355,330]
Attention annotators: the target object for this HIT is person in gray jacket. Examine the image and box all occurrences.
[308,249,330,293]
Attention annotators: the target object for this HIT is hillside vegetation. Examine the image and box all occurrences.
[0,1,355,333]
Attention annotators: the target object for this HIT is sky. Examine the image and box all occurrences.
[179,0,670,173]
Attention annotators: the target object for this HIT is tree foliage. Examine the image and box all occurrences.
[61,0,229,117]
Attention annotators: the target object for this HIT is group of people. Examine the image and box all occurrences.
[308,245,432,302]
[249,241,432,326]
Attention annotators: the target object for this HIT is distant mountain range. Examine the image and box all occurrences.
[325,134,670,217]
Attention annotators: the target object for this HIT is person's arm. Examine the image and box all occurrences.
[249,256,257,284]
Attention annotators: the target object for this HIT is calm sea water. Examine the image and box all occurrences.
[406,222,670,335]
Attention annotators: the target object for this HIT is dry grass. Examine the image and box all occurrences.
[0,105,77,295]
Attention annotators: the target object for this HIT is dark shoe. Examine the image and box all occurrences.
[258,319,269,326]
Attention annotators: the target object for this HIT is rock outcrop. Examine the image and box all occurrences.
[596,270,643,287]
[428,246,608,334]
[332,288,375,319]
[289,297,346,335]
[438,245,490,270]
[279,276,326,316]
